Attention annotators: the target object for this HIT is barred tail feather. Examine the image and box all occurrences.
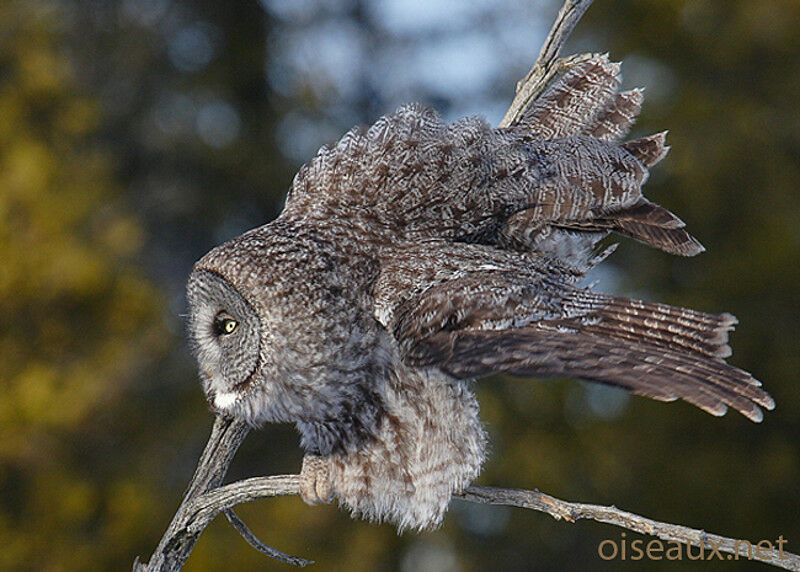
[602,200,706,256]
[588,88,644,141]
[623,132,671,168]
[404,291,774,422]
[563,291,739,359]
[520,54,647,142]
[520,54,622,138]
[614,221,705,256]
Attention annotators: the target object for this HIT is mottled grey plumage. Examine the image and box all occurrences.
[185,55,774,531]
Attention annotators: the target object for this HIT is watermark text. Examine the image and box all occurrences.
[597,533,789,561]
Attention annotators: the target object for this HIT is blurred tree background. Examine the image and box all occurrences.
[0,0,797,570]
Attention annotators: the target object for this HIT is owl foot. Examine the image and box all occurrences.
[300,454,334,505]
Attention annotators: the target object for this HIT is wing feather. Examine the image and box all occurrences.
[406,327,772,423]
[380,247,773,423]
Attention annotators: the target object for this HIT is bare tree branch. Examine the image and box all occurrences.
[500,0,595,127]
[457,487,800,571]
[133,416,252,571]
[135,1,792,570]
[136,419,800,572]
[223,508,314,567]
[148,471,800,571]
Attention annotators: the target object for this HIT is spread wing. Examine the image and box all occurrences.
[375,243,774,422]
[282,55,702,257]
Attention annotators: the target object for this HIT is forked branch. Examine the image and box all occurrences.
[183,475,800,571]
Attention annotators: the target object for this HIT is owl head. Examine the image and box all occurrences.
[185,221,381,429]
[185,223,306,425]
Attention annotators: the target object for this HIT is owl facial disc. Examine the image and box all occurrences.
[186,269,261,410]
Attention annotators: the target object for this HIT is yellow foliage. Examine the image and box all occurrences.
[0,3,168,569]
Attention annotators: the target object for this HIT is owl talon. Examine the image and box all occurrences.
[300,455,333,505]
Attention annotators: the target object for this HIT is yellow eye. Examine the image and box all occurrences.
[213,314,238,336]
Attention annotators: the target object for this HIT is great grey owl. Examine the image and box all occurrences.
[186,55,774,531]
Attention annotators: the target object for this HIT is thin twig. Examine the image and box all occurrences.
[224,509,314,567]
[458,487,800,571]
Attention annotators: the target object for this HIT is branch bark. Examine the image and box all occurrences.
[181,476,800,571]
[133,416,251,571]
[137,455,800,571]
[135,1,793,570]
[458,487,800,570]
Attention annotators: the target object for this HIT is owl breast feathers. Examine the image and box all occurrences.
[186,55,774,531]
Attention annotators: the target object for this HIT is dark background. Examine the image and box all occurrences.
[1,0,798,570]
